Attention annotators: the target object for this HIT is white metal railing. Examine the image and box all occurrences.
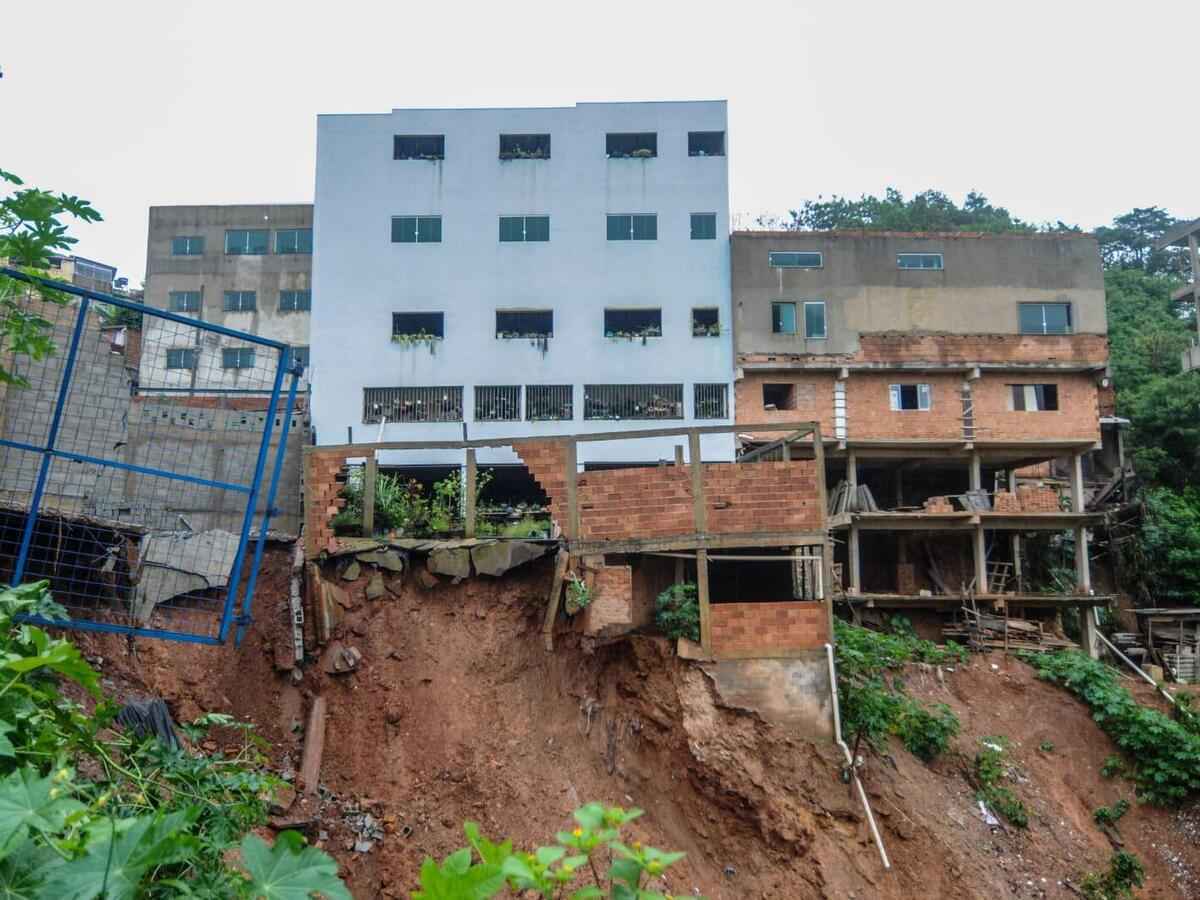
[475,385,521,422]
[526,384,573,421]
[363,386,463,424]
[583,384,683,420]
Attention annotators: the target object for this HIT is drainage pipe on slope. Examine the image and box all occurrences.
[824,642,891,870]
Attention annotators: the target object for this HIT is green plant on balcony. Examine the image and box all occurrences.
[391,329,441,354]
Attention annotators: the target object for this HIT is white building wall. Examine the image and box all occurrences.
[311,101,734,464]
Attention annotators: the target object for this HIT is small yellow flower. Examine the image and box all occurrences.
[48,788,61,800]
[572,827,583,838]
[562,864,575,875]
[53,768,71,783]
[632,840,642,850]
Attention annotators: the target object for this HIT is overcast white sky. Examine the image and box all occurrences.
[3,0,1197,283]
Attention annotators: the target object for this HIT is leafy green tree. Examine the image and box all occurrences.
[1104,268,1194,394]
[1094,207,1189,277]
[0,169,101,387]
[765,188,1071,234]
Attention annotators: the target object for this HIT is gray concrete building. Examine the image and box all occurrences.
[141,204,313,394]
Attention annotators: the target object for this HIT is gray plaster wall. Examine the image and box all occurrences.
[142,204,312,392]
[706,650,833,740]
[732,232,1106,358]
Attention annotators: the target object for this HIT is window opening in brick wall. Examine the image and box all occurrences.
[897,252,943,270]
[889,383,932,411]
[363,386,463,423]
[606,132,657,158]
[694,383,728,419]
[690,213,717,240]
[1008,384,1059,411]
[496,309,552,339]
[394,134,444,160]
[1018,302,1072,335]
[762,383,795,411]
[604,308,662,340]
[526,385,573,420]
[499,215,550,242]
[499,133,550,159]
[391,215,442,243]
[772,301,796,334]
[769,251,822,268]
[475,385,521,421]
[688,131,725,156]
[692,307,719,337]
[584,384,683,420]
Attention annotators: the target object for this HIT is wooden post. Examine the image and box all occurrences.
[689,430,707,533]
[1008,468,1022,592]
[464,449,477,538]
[565,440,579,540]
[542,549,570,651]
[674,444,684,466]
[973,524,987,595]
[299,696,327,797]
[697,547,712,653]
[362,455,377,536]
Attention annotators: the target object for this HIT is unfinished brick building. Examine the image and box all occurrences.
[731,231,1113,652]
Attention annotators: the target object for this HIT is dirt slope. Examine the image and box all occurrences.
[80,549,1200,899]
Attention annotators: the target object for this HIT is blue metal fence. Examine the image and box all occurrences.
[0,267,301,644]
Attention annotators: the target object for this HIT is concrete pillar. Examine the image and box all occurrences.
[1071,451,1085,513]
[973,524,987,595]
[1008,469,1022,592]
[969,452,982,493]
[1080,605,1101,660]
[847,452,858,490]
[1075,524,1091,593]
[848,524,861,595]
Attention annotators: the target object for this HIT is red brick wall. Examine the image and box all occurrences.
[513,440,823,540]
[971,373,1100,442]
[710,601,829,658]
[304,448,352,556]
[845,372,966,441]
[734,372,837,435]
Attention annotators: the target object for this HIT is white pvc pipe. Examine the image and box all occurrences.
[1092,608,1181,710]
[825,643,891,870]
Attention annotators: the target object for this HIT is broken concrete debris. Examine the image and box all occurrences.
[427,546,471,579]
[470,540,549,577]
[132,529,240,623]
[340,559,361,581]
[364,572,385,600]
[323,641,362,674]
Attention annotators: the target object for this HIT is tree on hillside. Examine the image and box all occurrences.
[761,188,1076,234]
[1104,267,1194,396]
[0,168,101,387]
[1094,207,1189,277]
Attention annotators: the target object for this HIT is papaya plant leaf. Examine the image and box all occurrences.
[240,830,351,900]
[0,767,83,858]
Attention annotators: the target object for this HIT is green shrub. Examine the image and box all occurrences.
[1101,754,1125,779]
[975,737,1029,827]
[1021,650,1200,805]
[655,583,700,642]
[834,621,964,762]
[1093,799,1130,827]
[1080,851,1145,900]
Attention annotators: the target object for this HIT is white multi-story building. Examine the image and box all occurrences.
[311,100,734,465]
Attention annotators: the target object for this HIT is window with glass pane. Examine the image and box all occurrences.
[279,290,311,311]
[804,301,827,338]
[606,214,655,241]
[165,349,196,369]
[293,346,310,369]
[168,291,200,312]
[222,348,255,369]
[687,131,725,156]
[769,251,822,268]
[897,252,943,270]
[499,216,549,242]
[691,213,717,240]
[170,236,204,256]
[275,228,312,254]
[223,291,256,312]
[224,230,268,255]
[1019,302,1072,334]
[393,134,444,160]
[607,215,631,241]
[889,383,932,411]
[772,302,796,334]
[391,216,441,243]
[1009,384,1059,411]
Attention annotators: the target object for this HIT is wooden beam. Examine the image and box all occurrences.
[689,430,708,533]
[565,440,579,540]
[542,549,570,651]
[463,450,477,538]
[697,548,712,652]
[362,455,377,536]
[299,696,327,797]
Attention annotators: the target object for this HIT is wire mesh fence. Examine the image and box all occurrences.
[0,268,301,644]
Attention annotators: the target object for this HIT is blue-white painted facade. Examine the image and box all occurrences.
[311,101,733,464]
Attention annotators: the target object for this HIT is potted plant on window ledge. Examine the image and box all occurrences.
[391,329,441,355]
[497,331,551,355]
[605,325,662,345]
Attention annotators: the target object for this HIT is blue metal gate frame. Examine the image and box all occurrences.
[0,266,301,645]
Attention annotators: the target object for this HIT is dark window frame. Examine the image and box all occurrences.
[165,348,197,370]
[168,291,201,313]
[170,235,205,256]
[221,347,256,369]
[605,132,657,159]
[223,290,257,312]
[293,346,310,369]
[499,133,550,160]
[889,383,932,411]
[691,307,719,337]
[279,290,312,312]
[896,252,944,270]
[687,131,725,156]
[391,215,443,243]
[583,384,684,420]
[604,308,662,339]
[474,385,522,422]
[1009,383,1060,411]
[224,229,269,255]
[772,301,797,334]
[768,251,823,269]
[762,383,796,411]
[1018,302,1073,335]
[393,134,445,160]
[496,309,553,339]
[690,213,717,240]
[694,383,729,419]
[275,228,313,254]
[803,301,827,339]
[498,215,550,242]
[606,214,657,241]
[526,385,573,421]
[392,311,445,340]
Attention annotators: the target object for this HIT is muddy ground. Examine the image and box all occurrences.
[76,545,1200,898]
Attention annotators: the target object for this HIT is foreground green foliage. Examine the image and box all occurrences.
[414,803,685,899]
[654,584,699,643]
[1021,650,1200,804]
[1079,851,1145,900]
[0,169,102,387]
[0,581,348,898]
[974,737,1028,828]
[834,621,965,761]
